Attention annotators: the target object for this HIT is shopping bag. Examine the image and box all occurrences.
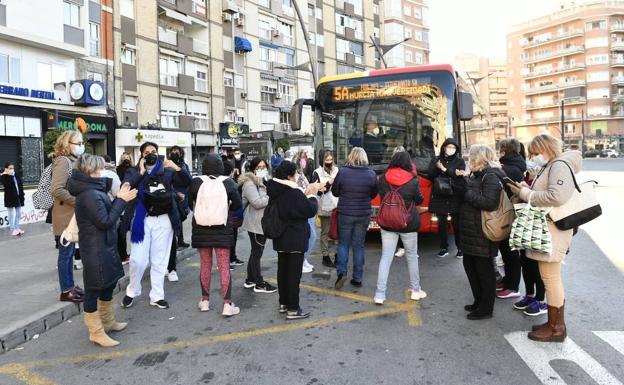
[509,198,552,254]
[328,209,339,240]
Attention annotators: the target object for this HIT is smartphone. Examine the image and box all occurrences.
[502,177,516,185]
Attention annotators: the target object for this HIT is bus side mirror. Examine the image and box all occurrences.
[290,98,315,131]
[458,92,474,121]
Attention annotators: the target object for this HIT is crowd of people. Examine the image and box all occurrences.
[2,130,581,347]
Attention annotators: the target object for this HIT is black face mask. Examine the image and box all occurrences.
[122,159,131,166]
[145,153,158,166]
[324,162,333,168]
[170,153,180,163]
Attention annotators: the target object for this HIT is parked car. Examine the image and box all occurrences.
[583,149,601,158]
[602,149,620,158]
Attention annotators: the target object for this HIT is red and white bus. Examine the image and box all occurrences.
[290,64,474,232]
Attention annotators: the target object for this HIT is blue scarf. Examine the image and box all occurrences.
[131,160,162,243]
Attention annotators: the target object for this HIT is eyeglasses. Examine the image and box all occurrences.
[70,142,83,146]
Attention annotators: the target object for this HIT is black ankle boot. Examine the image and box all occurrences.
[322,255,335,267]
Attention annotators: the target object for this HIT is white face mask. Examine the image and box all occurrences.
[445,148,456,157]
[372,128,380,136]
[72,144,85,157]
[255,169,268,179]
[530,154,547,167]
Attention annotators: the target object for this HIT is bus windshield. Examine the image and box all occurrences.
[317,70,458,176]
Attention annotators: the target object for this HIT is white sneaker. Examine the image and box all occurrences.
[168,271,179,282]
[374,297,385,305]
[11,229,20,236]
[302,260,314,273]
[410,289,427,301]
[198,300,210,312]
[74,260,83,270]
[222,302,240,317]
[394,248,405,258]
[18,229,24,235]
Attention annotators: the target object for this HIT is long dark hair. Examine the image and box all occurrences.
[249,157,267,172]
[388,152,412,172]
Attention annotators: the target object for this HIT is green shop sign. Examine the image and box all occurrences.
[57,118,108,133]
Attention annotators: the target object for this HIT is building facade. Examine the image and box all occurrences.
[507,0,624,152]
[383,0,429,67]
[0,0,114,185]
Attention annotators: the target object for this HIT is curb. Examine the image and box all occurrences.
[0,248,197,355]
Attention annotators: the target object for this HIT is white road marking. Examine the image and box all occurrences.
[505,331,623,385]
[595,331,624,356]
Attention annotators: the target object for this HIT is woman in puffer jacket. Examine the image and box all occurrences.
[509,134,582,343]
[238,157,276,294]
[459,145,504,321]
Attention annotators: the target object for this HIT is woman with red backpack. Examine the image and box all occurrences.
[374,152,426,305]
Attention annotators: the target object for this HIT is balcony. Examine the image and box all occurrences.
[524,80,586,95]
[611,23,624,32]
[612,76,624,85]
[523,64,585,79]
[158,27,177,46]
[524,115,581,125]
[611,41,624,51]
[193,38,209,56]
[612,94,624,102]
[524,97,586,110]
[520,29,584,48]
[611,57,624,67]
[523,45,585,64]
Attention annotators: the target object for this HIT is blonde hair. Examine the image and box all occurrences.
[393,146,405,155]
[346,147,369,167]
[118,152,133,165]
[527,134,562,159]
[77,154,105,176]
[53,130,83,157]
[468,144,499,172]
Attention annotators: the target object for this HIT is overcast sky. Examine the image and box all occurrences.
[428,0,575,63]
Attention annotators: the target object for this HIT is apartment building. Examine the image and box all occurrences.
[0,0,114,185]
[383,0,429,67]
[507,0,624,152]
[455,54,509,147]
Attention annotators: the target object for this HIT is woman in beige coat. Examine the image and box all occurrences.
[51,130,85,303]
[509,134,582,343]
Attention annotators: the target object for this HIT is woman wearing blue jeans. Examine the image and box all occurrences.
[331,147,378,289]
[374,152,427,304]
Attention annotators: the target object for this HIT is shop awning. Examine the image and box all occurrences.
[159,6,192,24]
[259,41,281,50]
[234,37,252,53]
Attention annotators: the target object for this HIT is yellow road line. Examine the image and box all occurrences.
[404,290,422,327]
[0,364,57,385]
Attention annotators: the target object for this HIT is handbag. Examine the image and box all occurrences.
[60,214,79,247]
[481,185,515,242]
[548,161,602,230]
[433,175,453,196]
[509,196,552,254]
[328,209,339,240]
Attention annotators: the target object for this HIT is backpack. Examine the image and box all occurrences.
[193,175,229,226]
[32,157,72,210]
[261,200,287,239]
[481,177,516,242]
[377,183,414,231]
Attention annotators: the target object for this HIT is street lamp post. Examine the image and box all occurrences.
[560,99,566,146]
[369,37,410,69]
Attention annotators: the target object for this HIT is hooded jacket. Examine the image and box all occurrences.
[378,167,424,233]
[189,154,242,248]
[332,165,378,217]
[67,171,126,290]
[238,172,269,235]
[1,173,24,208]
[500,153,527,183]
[427,138,466,214]
[518,150,582,263]
[266,178,318,252]
[459,166,505,258]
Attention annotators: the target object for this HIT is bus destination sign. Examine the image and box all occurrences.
[331,79,433,102]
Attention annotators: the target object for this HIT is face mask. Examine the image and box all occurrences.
[122,159,131,166]
[324,162,333,168]
[445,148,456,157]
[170,153,180,162]
[72,144,85,157]
[372,128,380,136]
[255,169,268,179]
[6,169,14,176]
[145,153,158,166]
[234,155,241,161]
[530,154,547,167]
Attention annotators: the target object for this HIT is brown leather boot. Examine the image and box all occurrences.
[528,304,566,342]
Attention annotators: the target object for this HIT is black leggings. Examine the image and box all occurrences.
[520,251,545,301]
[247,232,266,284]
[84,285,116,313]
[230,228,239,262]
[437,212,461,251]
[277,252,304,311]
[168,235,177,273]
[499,238,521,291]
[463,255,496,315]
[117,222,128,259]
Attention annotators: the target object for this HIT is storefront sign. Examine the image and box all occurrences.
[219,123,249,147]
[116,129,192,147]
[57,115,110,134]
[0,85,55,101]
[0,190,48,228]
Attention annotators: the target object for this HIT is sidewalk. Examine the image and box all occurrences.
[0,220,194,354]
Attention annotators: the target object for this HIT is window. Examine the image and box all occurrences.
[259,46,276,71]
[226,109,237,122]
[192,0,206,17]
[0,55,20,85]
[187,61,208,92]
[336,39,363,64]
[258,0,270,8]
[159,56,181,86]
[585,20,607,31]
[224,72,234,87]
[89,22,100,57]
[279,22,293,46]
[414,52,423,65]
[122,95,137,112]
[587,88,609,99]
[404,29,412,39]
[36,63,65,90]
[64,1,81,28]
[372,3,379,14]
[587,54,609,65]
[373,27,380,38]
[223,36,232,51]
[345,0,362,16]
[588,106,610,116]
[587,71,608,82]
[280,111,290,124]
[414,8,421,19]
[315,7,322,19]
[258,19,272,40]
[586,37,608,48]
[234,73,243,89]
[414,30,422,41]
[261,85,277,104]
[405,51,412,62]
[121,47,136,65]
[279,83,294,105]
[160,96,185,128]
[120,0,134,18]
[403,5,411,16]
[87,71,103,82]
[282,0,294,16]
[384,0,401,18]
[187,100,209,130]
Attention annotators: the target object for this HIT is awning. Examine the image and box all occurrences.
[234,37,252,53]
[259,41,281,50]
[159,6,192,25]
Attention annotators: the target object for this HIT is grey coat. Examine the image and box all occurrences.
[238,172,269,235]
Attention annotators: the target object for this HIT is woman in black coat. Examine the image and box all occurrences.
[458,145,504,321]
[427,138,466,258]
[1,162,25,236]
[266,161,321,320]
[67,154,137,347]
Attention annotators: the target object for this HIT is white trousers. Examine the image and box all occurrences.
[126,214,174,302]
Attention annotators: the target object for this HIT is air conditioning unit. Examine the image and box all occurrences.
[222,13,232,22]
[272,29,281,37]
[235,14,245,26]
[274,92,283,99]
[240,92,247,98]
